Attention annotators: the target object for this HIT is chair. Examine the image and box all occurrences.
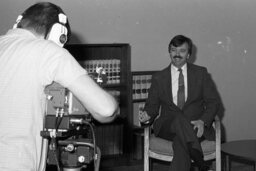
[143,115,221,171]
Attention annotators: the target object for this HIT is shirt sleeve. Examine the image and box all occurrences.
[39,42,87,87]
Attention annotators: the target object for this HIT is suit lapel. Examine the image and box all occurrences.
[162,64,197,109]
[185,63,196,105]
[162,65,182,110]
[162,65,173,104]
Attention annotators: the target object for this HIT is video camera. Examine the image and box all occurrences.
[41,67,107,171]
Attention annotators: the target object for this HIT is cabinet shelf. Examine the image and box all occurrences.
[65,43,132,160]
[102,83,128,89]
[131,71,158,129]
[132,99,147,103]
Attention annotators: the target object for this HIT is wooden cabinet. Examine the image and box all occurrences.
[131,71,157,127]
[131,71,157,160]
[65,44,133,159]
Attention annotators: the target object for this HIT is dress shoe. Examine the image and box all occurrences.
[199,165,213,171]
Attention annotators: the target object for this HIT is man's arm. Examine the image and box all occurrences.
[200,68,220,126]
[67,74,118,123]
[143,74,161,120]
[191,67,220,137]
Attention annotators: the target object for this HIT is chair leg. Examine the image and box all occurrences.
[216,147,221,171]
[144,151,149,171]
[144,127,150,171]
[149,158,152,171]
[193,167,199,171]
[216,157,221,171]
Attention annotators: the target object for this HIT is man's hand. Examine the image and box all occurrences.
[139,110,151,123]
[191,120,204,138]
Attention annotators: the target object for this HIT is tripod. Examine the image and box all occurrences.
[40,115,101,171]
[40,67,107,171]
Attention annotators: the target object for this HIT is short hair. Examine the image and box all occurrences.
[17,2,71,41]
[168,35,193,55]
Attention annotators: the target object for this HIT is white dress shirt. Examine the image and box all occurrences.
[171,64,188,105]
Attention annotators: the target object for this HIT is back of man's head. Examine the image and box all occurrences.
[15,2,71,41]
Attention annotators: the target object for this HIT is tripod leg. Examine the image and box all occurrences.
[38,138,49,171]
[94,147,101,171]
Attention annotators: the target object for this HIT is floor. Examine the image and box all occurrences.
[46,158,255,171]
[101,161,254,171]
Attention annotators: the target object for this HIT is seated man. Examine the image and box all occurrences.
[139,35,220,171]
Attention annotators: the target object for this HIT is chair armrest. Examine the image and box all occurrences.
[144,126,150,163]
[214,115,221,143]
[144,126,150,142]
[214,115,221,171]
[144,123,150,171]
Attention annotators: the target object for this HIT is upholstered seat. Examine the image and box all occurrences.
[144,116,221,171]
[149,135,216,157]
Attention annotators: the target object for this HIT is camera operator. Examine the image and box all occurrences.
[0,2,118,171]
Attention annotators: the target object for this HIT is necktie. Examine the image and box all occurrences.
[177,68,185,109]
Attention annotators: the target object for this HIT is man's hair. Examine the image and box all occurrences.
[16,2,71,41]
[168,35,193,55]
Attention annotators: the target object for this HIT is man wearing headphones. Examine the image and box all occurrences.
[0,2,118,171]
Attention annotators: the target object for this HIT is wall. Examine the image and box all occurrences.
[1,0,256,141]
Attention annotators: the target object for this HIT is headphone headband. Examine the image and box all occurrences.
[13,15,23,29]
[12,13,68,47]
[13,13,67,29]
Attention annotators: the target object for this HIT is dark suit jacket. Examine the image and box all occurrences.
[144,63,220,140]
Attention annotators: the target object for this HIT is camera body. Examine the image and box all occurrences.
[41,82,95,170]
[45,82,89,117]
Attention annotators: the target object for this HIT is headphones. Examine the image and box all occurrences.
[13,13,68,47]
[47,13,68,47]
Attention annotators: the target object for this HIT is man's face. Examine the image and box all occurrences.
[169,43,190,68]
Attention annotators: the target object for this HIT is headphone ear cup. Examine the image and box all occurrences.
[47,23,67,47]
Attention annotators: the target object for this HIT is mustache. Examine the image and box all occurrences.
[173,55,182,59]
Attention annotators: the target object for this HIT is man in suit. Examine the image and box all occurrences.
[139,35,220,171]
